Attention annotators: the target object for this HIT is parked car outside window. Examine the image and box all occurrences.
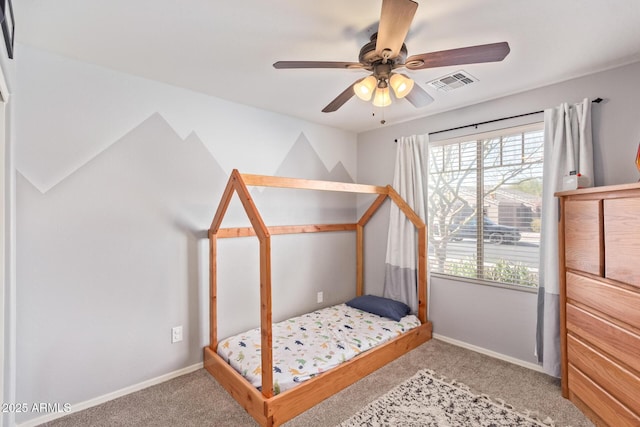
[450,216,521,245]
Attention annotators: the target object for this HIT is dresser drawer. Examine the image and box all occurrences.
[564,199,603,276]
[566,304,640,374]
[567,272,640,330]
[604,198,640,287]
[568,335,640,415]
[568,364,640,427]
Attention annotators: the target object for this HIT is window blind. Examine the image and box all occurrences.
[428,123,543,288]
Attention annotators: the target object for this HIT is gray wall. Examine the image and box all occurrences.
[14,45,358,424]
[357,60,640,365]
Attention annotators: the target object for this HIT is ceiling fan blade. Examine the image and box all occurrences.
[322,79,362,113]
[273,61,364,70]
[404,84,434,108]
[405,42,510,70]
[375,0,418,60]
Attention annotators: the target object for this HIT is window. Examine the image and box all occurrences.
[428,123,544,289]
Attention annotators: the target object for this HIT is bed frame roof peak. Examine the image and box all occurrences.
[210,169,425,234]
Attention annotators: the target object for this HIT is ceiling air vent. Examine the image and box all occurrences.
[427,70,478,92]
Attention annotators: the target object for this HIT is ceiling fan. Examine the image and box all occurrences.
[273,0,510,113]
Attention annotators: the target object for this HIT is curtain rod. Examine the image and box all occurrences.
[394,97,603,141]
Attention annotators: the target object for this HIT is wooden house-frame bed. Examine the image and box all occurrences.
[204,169,432,427]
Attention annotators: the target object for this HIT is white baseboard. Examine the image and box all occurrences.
[433,333,544,373]
[16,362,204,427]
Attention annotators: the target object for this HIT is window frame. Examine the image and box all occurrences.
[427,122,544,292]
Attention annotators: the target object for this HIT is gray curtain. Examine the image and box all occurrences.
[536,98,593,377]
[383,135,428,313]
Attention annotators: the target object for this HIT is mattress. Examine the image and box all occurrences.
[217,303,421,394]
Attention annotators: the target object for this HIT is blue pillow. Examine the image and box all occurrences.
[345,295,410,321]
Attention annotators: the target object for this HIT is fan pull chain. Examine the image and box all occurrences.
[373,107,387,125]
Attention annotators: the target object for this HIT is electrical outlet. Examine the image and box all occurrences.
[171,326,183,343]
[317,291,324,304]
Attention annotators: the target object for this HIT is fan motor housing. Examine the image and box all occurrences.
[359,32,408,65]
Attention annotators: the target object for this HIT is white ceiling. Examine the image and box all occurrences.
[14,0,640,133]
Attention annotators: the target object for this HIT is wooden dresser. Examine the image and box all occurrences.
[556,183,640,426]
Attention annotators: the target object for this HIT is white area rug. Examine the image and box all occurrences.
[338,369,554,427]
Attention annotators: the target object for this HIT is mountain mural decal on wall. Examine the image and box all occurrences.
[250,132,357,225]
[272,132,354,182]
[18,112,228,195]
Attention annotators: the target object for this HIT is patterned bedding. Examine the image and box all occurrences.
[217,303,421,394]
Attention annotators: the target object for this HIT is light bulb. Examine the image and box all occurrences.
[372,86,391,107]
[390,74,414,99]
[353,76,377,101]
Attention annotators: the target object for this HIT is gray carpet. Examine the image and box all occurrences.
[42,339,593,427]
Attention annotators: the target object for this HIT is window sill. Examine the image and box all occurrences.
[430,272,538,294]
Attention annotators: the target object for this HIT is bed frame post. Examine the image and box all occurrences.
[260,237,274,397]
[209,230,218,349]
[417,225,427,324]
[356,224,364,296]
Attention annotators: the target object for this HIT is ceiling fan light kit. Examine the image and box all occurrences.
[373,86,392,107]
[389,73,414,98]
[273,0,510,114]
[354,75,378,101]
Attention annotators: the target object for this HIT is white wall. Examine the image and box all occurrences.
[14,45,358,424]
[358,60,640,366]
[1,35,16,427]
[0,88,6,427]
